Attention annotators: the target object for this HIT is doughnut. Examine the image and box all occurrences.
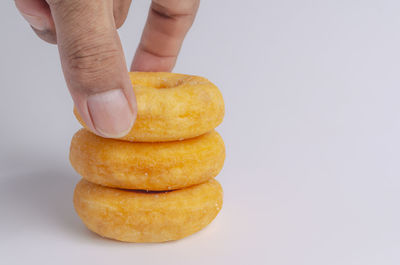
[73,178,223,242]
[74,72,225,142]
[69,128,225,191]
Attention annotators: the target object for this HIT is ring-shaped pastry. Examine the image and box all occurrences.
[74,72,225,142]
[69,129,225,191]
[73,179,223,242]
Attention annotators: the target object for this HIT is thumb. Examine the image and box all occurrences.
[48,0,136,138]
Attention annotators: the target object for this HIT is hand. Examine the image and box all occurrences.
[15,0,200,138]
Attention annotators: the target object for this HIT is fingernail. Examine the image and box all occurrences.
[19,12,47,31]
[87,89,135,138]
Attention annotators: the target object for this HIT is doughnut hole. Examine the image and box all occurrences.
[130,72,192,89]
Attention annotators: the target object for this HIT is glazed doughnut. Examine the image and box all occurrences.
[74,72,225,142]
[70,128,225,191]
[73,178,223,242]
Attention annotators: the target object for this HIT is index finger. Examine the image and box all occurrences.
[131,0,200,72]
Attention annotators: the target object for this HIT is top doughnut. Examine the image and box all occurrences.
[74,72,225,142]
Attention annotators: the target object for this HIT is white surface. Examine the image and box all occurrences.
[1,0,400,264]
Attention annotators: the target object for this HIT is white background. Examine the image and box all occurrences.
[1,0,400,264]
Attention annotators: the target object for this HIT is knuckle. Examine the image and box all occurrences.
[68,45,119,72]
[64,34,121,89]
[152,0,199,18]
[66,36,119,72]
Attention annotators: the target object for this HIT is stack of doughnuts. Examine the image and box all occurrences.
[70,72,225,242]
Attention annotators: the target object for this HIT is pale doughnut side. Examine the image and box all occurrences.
[74,72,225,142]
[73,179,223,243]
[69,129,226,190]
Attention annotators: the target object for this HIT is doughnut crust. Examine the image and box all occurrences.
[69,129,225,191]
[74,72,225,142]
[73,179,223,242]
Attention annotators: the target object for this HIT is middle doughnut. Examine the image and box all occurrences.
[70,129,225,191]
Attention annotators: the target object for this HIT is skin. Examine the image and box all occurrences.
[14,0,200,138]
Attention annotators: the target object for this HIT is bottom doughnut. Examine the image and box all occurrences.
[73,179,223,242]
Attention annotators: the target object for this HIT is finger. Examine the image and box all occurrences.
[15,0,57,44]
[113,0,132,29]
[48,0,136,138]
[15,0,132,43]
[131,0,200,72]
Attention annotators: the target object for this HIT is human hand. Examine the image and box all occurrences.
[15,0,199,137]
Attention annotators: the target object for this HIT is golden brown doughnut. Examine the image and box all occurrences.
[69,128,225,191]
[73,179,223,243]
[74,72,225,142]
